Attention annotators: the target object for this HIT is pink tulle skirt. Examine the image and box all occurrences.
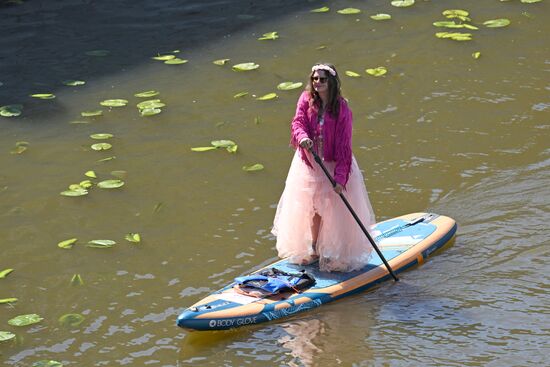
[272,150,377,272]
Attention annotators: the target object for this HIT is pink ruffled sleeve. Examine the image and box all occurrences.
[290,91,310,148]
[333,99,353,187]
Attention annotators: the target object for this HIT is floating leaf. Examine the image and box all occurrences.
[8,314,43,326]
[232,62,259,71]
[443,9,469,18]
[337,8,361,15]
[59,313,85,327]
[370,13,392,20]
[110,170,127,178]
[463,24,479,30]
[32,360,63,367]
[0,331,16,342]
[366,67,388,77]
[97,156,116,162]
[483,19,511,28]
[211,140,236,148]
[69,120,90,124]
[85,50,110,57]
[0,268,14,278]
[136,99,165,110]
[164,58,188,65]
[191,146,218,152]
[391,0,415,7]
[140,108,162,116]
[60,188,88,197]
[91,143,112,151]
[63,80,86,86]
[226,145,238,153]
[256,93,278,101]
[242,163,264,171]
[258,31,279,41]
[0,298,18,304]
[81,110,103,117]
[100,99,128,107]
[134,90,160,98]
[152,54,175,61]
[125,233,141,243]
[11,141,28,154]
[87,239,116,248]
[0,104,23,117]
[277,82,303,90]
[254,116,261,124]
[58,238,77,249]
[90,133,113,140]
[30,93,55,99]
[97,179,124,189]
[233,91,249,98]
[213,58,230,65]
[310,6,329,13]
[472,51,481,59]
[345,71,361,77]
[316,45,327,50]
[435,32,473,41]
[521,0,542,2]
[71,273,84,286]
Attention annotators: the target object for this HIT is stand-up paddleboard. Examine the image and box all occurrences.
[177,212,456,331]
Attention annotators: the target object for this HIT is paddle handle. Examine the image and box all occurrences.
[309,149,399,281]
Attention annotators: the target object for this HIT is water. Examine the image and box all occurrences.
[1,0,549,366]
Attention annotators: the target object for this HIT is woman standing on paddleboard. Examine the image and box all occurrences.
[272,63,378,272]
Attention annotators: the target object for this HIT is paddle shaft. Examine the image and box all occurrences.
[309,149,399,281]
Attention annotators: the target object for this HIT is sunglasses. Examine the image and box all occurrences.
[312,76,328,83]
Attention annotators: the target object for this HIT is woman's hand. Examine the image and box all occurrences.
[334,183,343,194]
[299,138,313,149]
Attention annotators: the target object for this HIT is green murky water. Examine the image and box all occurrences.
[1,0,549,366]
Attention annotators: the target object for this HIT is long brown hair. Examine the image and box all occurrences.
[306,63,342,118]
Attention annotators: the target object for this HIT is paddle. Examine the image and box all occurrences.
[308,148,399,281]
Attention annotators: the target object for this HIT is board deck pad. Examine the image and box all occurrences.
[177,212,457,331]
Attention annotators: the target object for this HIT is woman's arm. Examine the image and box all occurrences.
[333,99,353,188]
[290,92,311,148]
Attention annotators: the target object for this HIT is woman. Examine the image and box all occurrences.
[272,63,377,272]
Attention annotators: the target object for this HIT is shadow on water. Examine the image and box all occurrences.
[0,0,315,114]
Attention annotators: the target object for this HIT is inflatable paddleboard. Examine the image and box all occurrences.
[177,212,456,331]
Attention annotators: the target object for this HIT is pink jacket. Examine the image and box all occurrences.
[290,91,353,187]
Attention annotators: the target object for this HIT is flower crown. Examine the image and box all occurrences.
[311,64,336,77]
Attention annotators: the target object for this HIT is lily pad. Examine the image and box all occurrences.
[256,93,278,101]
[370,13,392,20]
[0,268,14,278]
[134,90,160,98]
[242,163,264,171]
[100,99,128,107]
[86,49,110,57]
[125,233,141,243]
[79,180,93,189]
[152,54,175,61]
[140,108,162,116]
[137,99,165,110]
[483,19,511,28]
[0,104,23,117]
[366,67,388,77]
[87,239,116,248]
[391,0,415,7]
[97,179,124,189]
[277,82,303,90]
[0,331,16,342]
[90,133,113,140]
[258,31,279,41]
[11,142,28,154]
[59,313,85,327]
[435,32,473,41]
[345,71,361,77]
[30,93,55,99]
[58,238,77,249]
[521,0,542,2]
[213,58,230,65]
[164,58,188,65]
[310,6,329,13]
[85,170,97,178]
[81,110,103,117]
[211,140,236,148]
[97,156,116,162]
[71,274,84,286]
[443,9,469,19]
[472,51,481,59]
[110,170,127,178]
[91,143,112,151]
[63,80,86,86]
[337,8,361,15]
[233,91,249,98]
[32,361,63,367]
[191,146,218,152]
[8,314,43,326]
[226,145,238,153]
[60,188,88,197]
[0,298,18,304]
[232,62,259,71]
